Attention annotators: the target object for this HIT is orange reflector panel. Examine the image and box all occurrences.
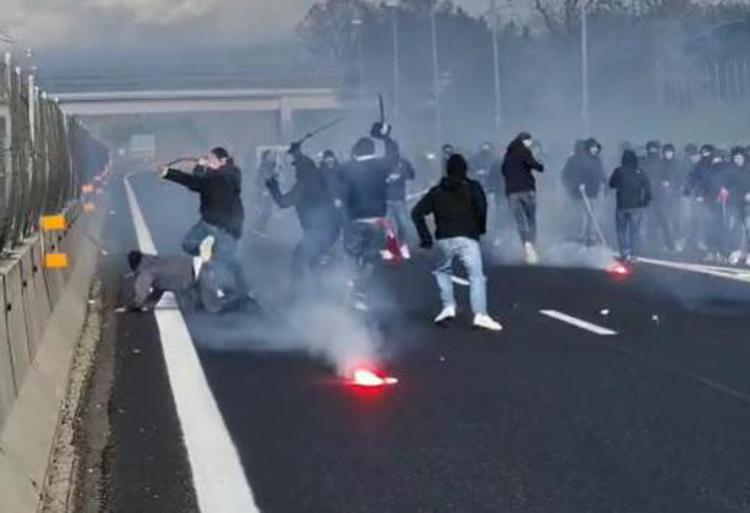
[45,253,69,269]
[81,184,94,195]
[40,214,66,232]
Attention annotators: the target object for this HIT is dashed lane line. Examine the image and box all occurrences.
[539,309,618,336]
[124,176,261,513]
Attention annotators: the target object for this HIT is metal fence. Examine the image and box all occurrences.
[0,54,107,253]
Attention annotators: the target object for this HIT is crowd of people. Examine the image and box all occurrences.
[125,120,750,332]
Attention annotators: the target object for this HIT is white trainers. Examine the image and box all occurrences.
[524,242,539,265]
[473,314,503,332]
[199,235,215,263]
[400,244,411,260]
[434,305,456,324]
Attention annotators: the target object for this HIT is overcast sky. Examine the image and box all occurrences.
[0,0,520,53]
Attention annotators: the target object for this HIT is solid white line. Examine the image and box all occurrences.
[539,309,618,336]
[638,257,750,283]
[124,177,261,513]
[451,276,470,287]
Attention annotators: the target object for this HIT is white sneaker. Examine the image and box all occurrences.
[400,245,411,259]
[434,305,456,324]
[473,314,503,332]
[381,249,395,261]
[524,242,539,265]
[199,235,215,263]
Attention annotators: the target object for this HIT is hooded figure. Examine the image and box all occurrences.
[609,150,652,261]
[561,138,606,246]
[501,132,545,196]
[470,142,496,190]
[642,139,676,252]
[501,132,545,263]
[266,145,341,294]
[411,154,501,331]
[562,138,605,199]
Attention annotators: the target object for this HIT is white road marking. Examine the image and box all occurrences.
[451,276,470,287]
[539,309,618,336]
[638,257,750,283]
[124,177,261,513]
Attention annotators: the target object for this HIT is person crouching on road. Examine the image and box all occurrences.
[127,237,259,315]
[609,150,652,263]
[411,154,503,332]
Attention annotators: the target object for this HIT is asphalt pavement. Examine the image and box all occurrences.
[93,171,750,513]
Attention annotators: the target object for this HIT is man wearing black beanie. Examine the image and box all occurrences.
[412,154,502,331]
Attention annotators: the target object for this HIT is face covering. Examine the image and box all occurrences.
[522,139,533,149]
[664,151,675,160]
[734,156,746,167]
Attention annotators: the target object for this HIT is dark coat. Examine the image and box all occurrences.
[267,153,340,233]
[501,136,545,195]
[165,164,244,239]
[411,174,487,243]
[386,158,416,202]
[339,137,400,219]
[562,145,606,199]
[609,154,652,210]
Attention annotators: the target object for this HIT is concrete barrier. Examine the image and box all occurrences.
[0,280,16,429]
[1,258,31,395]
[20,241,49,361]
[0,205,103,513]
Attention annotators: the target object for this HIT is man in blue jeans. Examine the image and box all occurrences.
[610,149,652,262]
[159,147,247,292]
[412,154,502,331]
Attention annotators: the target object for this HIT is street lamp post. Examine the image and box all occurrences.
[580,0,591,137]
[430,6,442,147]
[386,0,401,129]
[490,0,503,139]
[351,17,365,90]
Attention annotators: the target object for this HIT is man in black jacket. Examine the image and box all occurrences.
[501,132,545,264]
[642,140,676,253]
[412,154,502,331]
[338,122,400,309]
[161,147,244,258]
[561,138,606,247]
[160,147,247,292]
[609,150,652,262]
[266,142,341,294]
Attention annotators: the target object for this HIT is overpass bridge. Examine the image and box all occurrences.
[54,87,351,142]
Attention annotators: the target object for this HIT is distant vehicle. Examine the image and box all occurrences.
[129,134,156,161]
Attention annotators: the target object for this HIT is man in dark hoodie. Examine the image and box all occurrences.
[266,142,341,293]
[338,122,400,309]
[642,140,676,253]
[501,132,545,263]
[561,138,606,247]
[609,149,652,262]
[412,154,502,331]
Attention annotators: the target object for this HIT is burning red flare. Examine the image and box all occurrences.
[607,262,631,277]
[351,368,398,388]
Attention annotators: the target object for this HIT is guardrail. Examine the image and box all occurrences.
[0,53,108,253]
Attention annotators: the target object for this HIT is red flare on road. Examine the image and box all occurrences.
[351,368,398,388]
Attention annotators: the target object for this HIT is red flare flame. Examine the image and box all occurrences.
[351,368,398,388]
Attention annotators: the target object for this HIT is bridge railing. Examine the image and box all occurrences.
[0,54,107,253]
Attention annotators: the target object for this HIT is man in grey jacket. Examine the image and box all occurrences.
[127,237,257,314]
